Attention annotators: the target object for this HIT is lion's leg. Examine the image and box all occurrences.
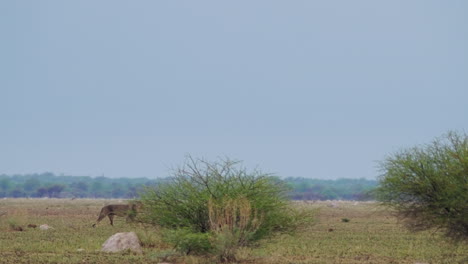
[108,214,115,226]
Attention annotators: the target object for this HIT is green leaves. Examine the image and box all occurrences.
[141,157,292,234]
[377,131,468,242]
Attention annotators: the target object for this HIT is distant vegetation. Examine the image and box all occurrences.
[0,173,158,199]
[0,172,377,200]
[286,177,377,200]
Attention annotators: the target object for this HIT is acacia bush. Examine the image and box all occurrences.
[140,156,305,260]
[377,131,468,242]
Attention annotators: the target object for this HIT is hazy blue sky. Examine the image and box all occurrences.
[1,1,467,179]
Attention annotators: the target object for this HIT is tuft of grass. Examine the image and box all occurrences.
[208,196,263,262]
[8,219,24,231]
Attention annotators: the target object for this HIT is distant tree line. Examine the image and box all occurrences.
[0,173,377,200]
[286,177,377,200]
[0,173,159,199]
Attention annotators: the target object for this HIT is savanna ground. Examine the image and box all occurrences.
[0,199,467,264]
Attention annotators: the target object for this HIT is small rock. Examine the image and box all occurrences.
[39,224,53,230]
[77,248,84,252]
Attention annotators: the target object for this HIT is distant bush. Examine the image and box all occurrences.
[377,131,468,243]
[140,156,305,261]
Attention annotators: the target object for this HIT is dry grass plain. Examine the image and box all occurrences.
[0,199,467,264]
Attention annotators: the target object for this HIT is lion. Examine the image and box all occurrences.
[92,201,142,227]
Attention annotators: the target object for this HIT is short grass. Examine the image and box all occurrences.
[0,199,467,263]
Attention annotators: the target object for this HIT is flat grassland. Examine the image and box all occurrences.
[0,199,466,264]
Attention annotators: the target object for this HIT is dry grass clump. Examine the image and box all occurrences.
[208,196,263,262]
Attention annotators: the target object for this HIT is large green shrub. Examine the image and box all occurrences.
[377,131,468,242]
[140,156,302,259]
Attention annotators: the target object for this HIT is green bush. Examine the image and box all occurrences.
[162,228,212,255]
[140,156,302,259]
[377,131,468,242]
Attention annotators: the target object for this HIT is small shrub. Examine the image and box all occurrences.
[341,218,350,223]
[163,228,212,255]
